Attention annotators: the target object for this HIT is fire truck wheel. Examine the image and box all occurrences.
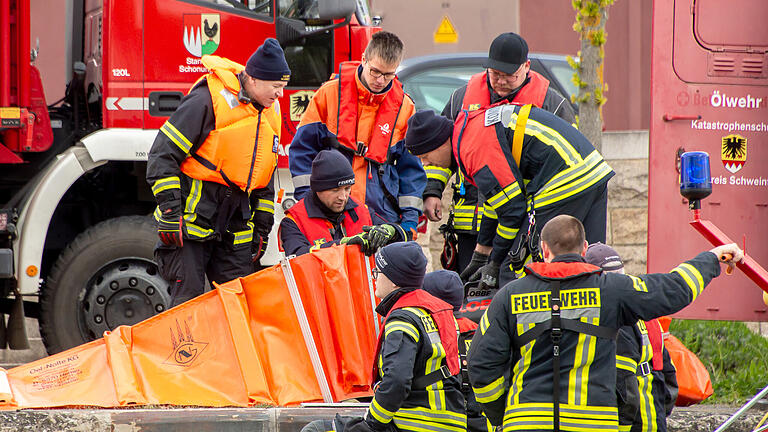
[40,215,170,354]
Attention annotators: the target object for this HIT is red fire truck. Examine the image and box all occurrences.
[648,0,768,320]
[0,0,377,353]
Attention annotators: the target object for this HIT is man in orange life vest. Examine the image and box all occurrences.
[422,270,492,432]
[289,31,425,238]
[147,38,289,306]
[423,32,576,273]
[279,150,407,256]
[585,243,678,432]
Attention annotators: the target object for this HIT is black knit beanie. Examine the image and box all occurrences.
[245,38,291,82]
[422,270,464,312]
[405,110,453,155]
[310,150,355,192]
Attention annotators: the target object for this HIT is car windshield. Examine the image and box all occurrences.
[401,66,481,113]
[541,59,577,103]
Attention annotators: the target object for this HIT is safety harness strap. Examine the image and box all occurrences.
[411,364,455,389]
[514,317,618,347]
[550,280,562,432]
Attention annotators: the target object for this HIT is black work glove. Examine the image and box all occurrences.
[341,232,374,255]
[460,251,489,282]
[363,224,398,252]
[477,260,501,291]
[157,206,183,247]
[251,233,268,263]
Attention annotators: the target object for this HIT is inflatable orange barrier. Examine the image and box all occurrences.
[0,245,378,409]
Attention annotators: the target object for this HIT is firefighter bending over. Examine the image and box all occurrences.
[467,215,742,432]
[147,38,289,306]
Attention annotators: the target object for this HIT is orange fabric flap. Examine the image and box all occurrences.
[104,326,146,406]
[666,334,714,406]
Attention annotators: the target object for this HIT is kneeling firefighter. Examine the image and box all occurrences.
[301,242,466,432]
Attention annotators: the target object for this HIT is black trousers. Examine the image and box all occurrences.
[456,231,479,273]
[499,182,608,286]
[155,236,251,307]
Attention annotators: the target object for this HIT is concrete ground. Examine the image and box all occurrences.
[0,405,766,432]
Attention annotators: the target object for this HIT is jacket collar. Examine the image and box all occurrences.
[525,254,602,281]
[486,72,532,104]
[355,65,394,105]
[376,286,418,316]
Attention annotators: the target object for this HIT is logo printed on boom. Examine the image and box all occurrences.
[164,319,209,367]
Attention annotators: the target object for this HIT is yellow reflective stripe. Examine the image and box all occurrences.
[534,160,613,208]
[503,402,618,431]
[425,165,452,184]
[537,151,602,196]
[479,311,490,335]
[161,121,193,153]
[395,407,467,425]
[473,375,505,404]
[232,222,254,245]
[256,199,275,214]
[482,205,497,219]
[629,275,648,292]
[152,176,181,195]
[153,206,162,221]
[523,117,582,166]
[671,264,704,301]
[183,216,215,238]
[616,355,638,373]
[393,415,467,432]
[487,182,522,210]
[184,179,203,214]
[568,317,593,405]
[496,224,518,240]
[619,425,632,432]
[426,340,447,410]
[369,396,395,423]
[637,373,657,432]
[679,263,704,299]
[510,322,535,404]
[384,321,420,342]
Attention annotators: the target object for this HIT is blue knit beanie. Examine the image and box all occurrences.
[422,270,464,311]
[375,242,427,288]
[245,38,291,82]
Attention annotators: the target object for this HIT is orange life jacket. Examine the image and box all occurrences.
[462,70,550,111]
[283,197,372,248]
[335,61,406,164]
[372,289,461,384]
[180,55,280,193]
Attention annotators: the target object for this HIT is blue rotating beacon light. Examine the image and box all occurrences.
[679,151,712,210]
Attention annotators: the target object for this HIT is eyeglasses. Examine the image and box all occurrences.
[371,267,381,280]
[487,66,526,83]
[365,61,397,80]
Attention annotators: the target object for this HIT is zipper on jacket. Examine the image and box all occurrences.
[245,111,262,191]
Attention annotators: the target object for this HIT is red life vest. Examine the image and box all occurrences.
[372,289,461,383]
[457,316,477,334]
[453,104,519,189]
[283,197,372,248]
[645,318,665,371]
[336,62,406,164]
[462,70,550,111]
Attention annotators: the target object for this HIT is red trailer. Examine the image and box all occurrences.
[648,0,768,320]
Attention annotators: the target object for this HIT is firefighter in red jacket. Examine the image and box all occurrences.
[467,215,742,432]
[424,32,576,273]
[279,150,407,256]
[423,270,492,432]
[146,39,289,306]
[406,107,614,292]
[585,243,679,432]
[289,31,425,238]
